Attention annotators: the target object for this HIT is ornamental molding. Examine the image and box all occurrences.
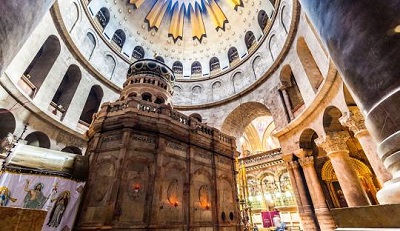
[299,156,314,168]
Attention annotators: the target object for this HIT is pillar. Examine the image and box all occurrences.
[315,131,370,207]
[0,1,55,75]
[282,154,318,230]
[297,0,400,204]
[339,108,392,185]
[297,150,335,231]
[279,85,294,120]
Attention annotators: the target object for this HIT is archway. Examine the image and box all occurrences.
[25,131,50,148]
[0,109,16,139]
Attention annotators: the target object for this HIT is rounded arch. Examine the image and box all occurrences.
[22,35,61,96]
[172,61,183,74]
[132,46,145,59]
[51,64,82,115]
[83,31,96,60]
[79,85,103,125]
[191,61,202,75]
[280,65,304,115]
[96,7,110,29]
[258,10,268,30]
[268,33,277,61]
[228,47,239,64]
[221,101,271,137]
[299,128,319,150]
[61,146,82,155]
[0,109,16,139]
[155,56,164,63]
[105,54,116,79]
[209,57,220,72]
[245,31,256,50]
[322,158,373,181]
[112,29,126,48]
[297,37,324,92]
[323,106,346,133]
[25,131,50,149]
[343,84,357,107]
[141,92,152,102]
[190,113,202,122]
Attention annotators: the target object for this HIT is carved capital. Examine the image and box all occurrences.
[339,109,366,134]
[286,160,300,170]
[299,156,314,168]
[315,131,350,154]
[295,148,313,159]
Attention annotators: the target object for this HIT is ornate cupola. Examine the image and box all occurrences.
[120,59,175,107]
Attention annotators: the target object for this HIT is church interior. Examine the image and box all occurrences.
[0,1,400,230]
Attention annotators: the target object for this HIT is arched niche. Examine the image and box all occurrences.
[228,47,239,64]
[172,61,183,75]
[51,65,82,117]
[245,31,256,50]
[112,29,126,49]
[0,109,16,139]
[280,65,304,117]
[79,85,103,125]
[323,106,346,133]
[21,35,61,97]
[209,57,220,72]
[61,146,82,155]
[82,32,96,60]
[297,37,324,93]
[25,131,51,149]
[258,10,268,30]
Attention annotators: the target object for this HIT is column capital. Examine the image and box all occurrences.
[339,108,367,135]
[299,156,315,168]
[295,148,313,159]
[315,131,350,154]
[281,153,295,163]
[286,160,300,170]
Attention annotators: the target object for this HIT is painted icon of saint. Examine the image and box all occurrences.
[47,190,71,228]
[0,186,17,206]
[23,180,47,209]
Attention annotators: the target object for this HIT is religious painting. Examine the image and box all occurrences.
[199,185,210,209]
[0,186,17,206]
[23,180,47,209]
[47,190,71,228]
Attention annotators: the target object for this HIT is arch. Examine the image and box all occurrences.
[299,128,319,150]
[0,109,16,139]
[212,81,222,100]
[22,35,61,97]
[132,46,145,59]
[79,85,103,125]
[67,2,80,33]
[209,57,220,72]
[252,55,263,79]
[51,65,82,117]
[105,54,116,79]
[155,56,164,63]
[172,61,183,74]
[268,34,277,61]
[232,71,244,93]
[297,37,324,92]
[96,7,110,29]
[245,31,256,50]
[112,29,126,48]
[191,61,202,75]
[280,65,304,113]
[142,92,152,102]
[154,96,165,104]
[190,113,202,122]
[83,32,96,60]
[323,106,346,133]
[25,131,51,148]
[280,5,289,34]
[191,85,202,94]
[221,102,271,137]
[61,146,82,155]
[258,10,268,30]
[228,47,239,64]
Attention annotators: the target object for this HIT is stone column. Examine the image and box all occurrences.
[0,1,55,75]
[297,150,335,231]
[297,0,400,204]
[279,85,294,120]
[339,108,392,185]
[315,131,370,207]
[282,154,318,230]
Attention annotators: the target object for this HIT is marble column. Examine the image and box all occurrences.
[0,1,55,75]
[297,149,335,231]
[339,108,392,185]
[316,131,370,207]
[282,154,318,230]
[297,0,400,204]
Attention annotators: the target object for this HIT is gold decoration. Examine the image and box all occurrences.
[315,131,350,154]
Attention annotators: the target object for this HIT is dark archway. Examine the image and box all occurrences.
[228,47,239,64]
[172,61,183,74]
[0,109,16,139]
[61,146,82,155]
[25,131,51,148]
[79,85,103,125]
[96,7,110,29]
[209,57,220,72]
[245,31,256,50]
[132,46,145,59]
[112,29,126,48]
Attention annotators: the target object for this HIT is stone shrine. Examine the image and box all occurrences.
[76,59,240,230]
